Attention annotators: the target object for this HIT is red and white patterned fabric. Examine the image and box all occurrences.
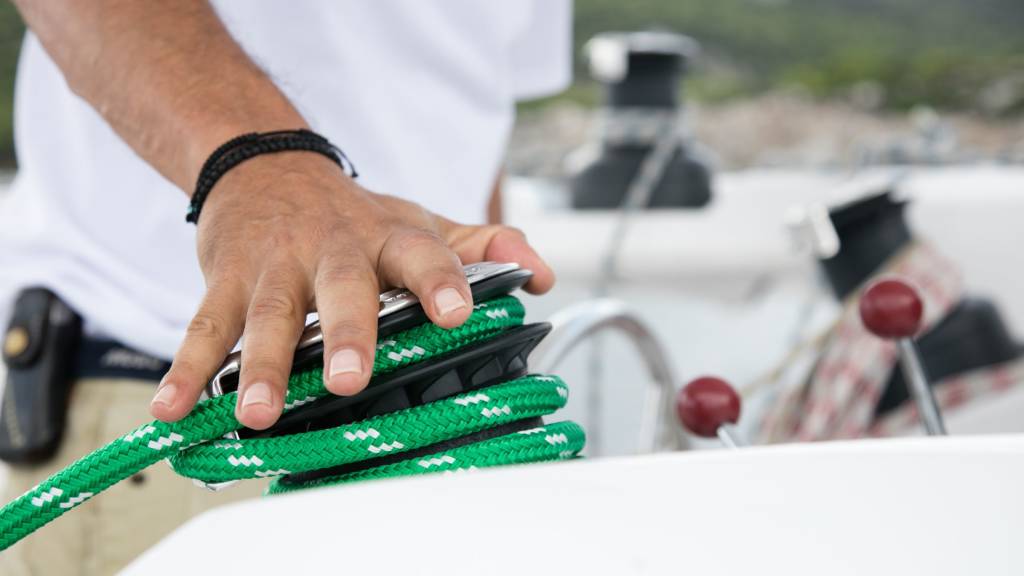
[759,242,1023,443]
[869,358,1024,436]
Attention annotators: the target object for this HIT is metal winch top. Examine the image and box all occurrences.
[570,30,714,210]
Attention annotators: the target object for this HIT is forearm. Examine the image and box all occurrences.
[12,0,306,191]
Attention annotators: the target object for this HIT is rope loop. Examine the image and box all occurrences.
[0,295,585,551]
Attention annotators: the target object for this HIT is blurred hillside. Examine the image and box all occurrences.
[528,0,1024,174]
[0,1,1021,166]
[568,0,1024,113]
[0,2,21,167]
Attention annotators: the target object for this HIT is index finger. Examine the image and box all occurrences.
[152,282,247,421]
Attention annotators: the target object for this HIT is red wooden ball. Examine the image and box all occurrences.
[859,278,924,339]
[676,376,741,438]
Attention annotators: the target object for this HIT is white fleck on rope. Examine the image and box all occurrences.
[123,425,156,443]
[213,441,244,450]
[367,441,404,454]
[485,309,510,320]
[227,455,265,467]
[453,393,490,406]
[375,340,398,350]
[480,405,511,418]
[146,433,185,451]
[30,488,63,508]
[545,433,569,446]
[386,346,426,362]
[284,396,317,411]
[58,492,93,509]
[343,428,380,441]
[442,466,479,476]
[418,455,456,469]
[254,469,291,478]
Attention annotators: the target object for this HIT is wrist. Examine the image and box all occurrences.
[184,118,310,194]
[186,130,357,224]
[196,152,361,245]
[178,72,311,191]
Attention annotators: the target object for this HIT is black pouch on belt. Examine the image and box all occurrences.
[0,288,82,463]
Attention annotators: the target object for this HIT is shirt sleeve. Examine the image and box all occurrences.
[508,0,573,101]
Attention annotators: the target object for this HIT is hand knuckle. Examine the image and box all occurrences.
[187,311,227,343]
[395,228,444,253]
[206,251,252,279]
[318,259,371,287]
[259,270,294,294]
[249,292,299,320]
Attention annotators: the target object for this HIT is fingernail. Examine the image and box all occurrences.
[434,287,467,316]
[151,384,177,408]
[242,381,273,408]
[329,348,363,378]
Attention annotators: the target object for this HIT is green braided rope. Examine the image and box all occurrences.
[172,375,570,482]
[0,295,584,552]
[266,420,586,494]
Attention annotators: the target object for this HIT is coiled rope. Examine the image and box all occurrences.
[0,295,584,551]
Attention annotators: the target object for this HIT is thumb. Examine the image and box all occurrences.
[443,223,555,294]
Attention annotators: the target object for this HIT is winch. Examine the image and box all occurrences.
[0,262,584,550]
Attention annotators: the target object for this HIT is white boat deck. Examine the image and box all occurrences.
[126,434,1024,575]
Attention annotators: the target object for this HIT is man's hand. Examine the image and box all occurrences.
[10,0,553,428]
[148,152,554,429]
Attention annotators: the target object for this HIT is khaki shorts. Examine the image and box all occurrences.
[0,379,265,575]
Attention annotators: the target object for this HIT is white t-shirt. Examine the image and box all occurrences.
[0,1,571,360]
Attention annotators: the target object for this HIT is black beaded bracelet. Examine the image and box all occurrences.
[185,129,357,224]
